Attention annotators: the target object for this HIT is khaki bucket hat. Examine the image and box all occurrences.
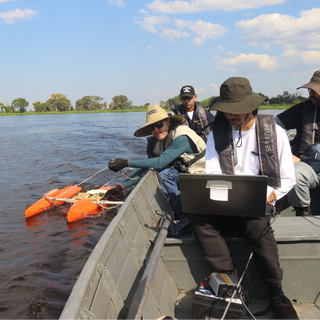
[134,103,186,137]
[211,77,267,114]
[297,70,320,96]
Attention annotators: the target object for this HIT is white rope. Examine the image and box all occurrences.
[77,166,110,186]
[44,166,116,203]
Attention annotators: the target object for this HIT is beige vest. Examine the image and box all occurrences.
[152,125,206,174]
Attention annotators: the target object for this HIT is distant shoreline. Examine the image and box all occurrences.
[0,105,290,116]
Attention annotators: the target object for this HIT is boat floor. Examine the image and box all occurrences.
[175,292,320,319]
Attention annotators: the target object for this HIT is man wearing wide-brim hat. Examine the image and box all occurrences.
[189,77,298,319]
[276,70,320,217]
[105,103,206,218]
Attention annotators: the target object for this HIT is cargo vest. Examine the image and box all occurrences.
[147,124,206,174]
[171,102,212,136]
[297,100,319,154]
[212,113,281,188]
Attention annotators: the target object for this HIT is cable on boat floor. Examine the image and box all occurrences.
[174,292,320,320]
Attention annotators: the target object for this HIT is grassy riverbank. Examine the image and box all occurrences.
[0,104,290,116]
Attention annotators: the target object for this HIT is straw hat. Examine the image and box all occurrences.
[211,77,267,115]
[134,103,186,137]
[297,70,320,96]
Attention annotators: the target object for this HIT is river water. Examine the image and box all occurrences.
[0,109,282,319]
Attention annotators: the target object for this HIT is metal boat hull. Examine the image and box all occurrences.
[59,171,320,319]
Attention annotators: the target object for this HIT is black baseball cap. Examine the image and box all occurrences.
[180,85,195,98]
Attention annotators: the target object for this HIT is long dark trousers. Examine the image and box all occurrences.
[189,214,283,296]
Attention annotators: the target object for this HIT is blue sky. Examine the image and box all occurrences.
[1,0,319,110]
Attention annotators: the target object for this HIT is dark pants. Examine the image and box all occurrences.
[189,214,283,296]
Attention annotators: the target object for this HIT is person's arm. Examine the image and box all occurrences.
[129,135,194,170]
[205,131,222,174]
[292,154,301,163]
[275,115,301,163]
[266,125,296,202]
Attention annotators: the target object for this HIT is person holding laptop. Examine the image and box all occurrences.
[189,77,297,319]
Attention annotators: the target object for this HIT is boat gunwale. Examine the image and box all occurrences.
[59,170,157,319]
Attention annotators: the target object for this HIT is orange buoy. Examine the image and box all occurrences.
[67,186,116,223]
[67,199,105,223]
[25,185,82,218]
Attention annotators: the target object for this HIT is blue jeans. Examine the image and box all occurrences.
[157,166,186,219]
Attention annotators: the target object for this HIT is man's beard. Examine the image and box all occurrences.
[310,96,320,106]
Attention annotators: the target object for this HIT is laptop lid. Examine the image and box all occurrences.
[179,173,267,217]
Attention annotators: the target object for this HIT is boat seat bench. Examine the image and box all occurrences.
[158,216,320,304]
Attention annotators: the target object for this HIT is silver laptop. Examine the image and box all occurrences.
[179,173,268,217]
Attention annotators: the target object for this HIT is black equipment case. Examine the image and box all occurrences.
[192,290,243,319]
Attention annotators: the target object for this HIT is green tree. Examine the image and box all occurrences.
[201,97,212,108]
[269,91,306,105]
[75,96,104,111]
[12,98,29,113]
[33,101,49,112]
[159,100,165,108]
[46,93,72,111]
[109,95,132,110]
[4,105,15,113]
[163,95,180,109]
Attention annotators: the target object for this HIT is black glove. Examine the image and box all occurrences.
[104,185,124,199]
[108,159,128,172]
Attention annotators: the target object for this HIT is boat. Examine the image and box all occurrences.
[59,170,320,319]
[25,185,124,223]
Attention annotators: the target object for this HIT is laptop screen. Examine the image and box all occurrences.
[179,173,267,217]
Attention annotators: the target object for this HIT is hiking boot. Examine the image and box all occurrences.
[294,206,313,216]
[270,291,299,319]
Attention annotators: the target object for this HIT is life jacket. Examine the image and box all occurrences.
[297,100,319,155]
[212,113,281,188]
[146,123,206,174]
[171,102,212,136]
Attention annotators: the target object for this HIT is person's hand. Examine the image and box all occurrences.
[103,185,124,199]
[267,190,277,204]
[292,154,301,163]
[108,159,128,172]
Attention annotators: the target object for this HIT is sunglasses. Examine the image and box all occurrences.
[181,96,193,101]
[148,120,164,131]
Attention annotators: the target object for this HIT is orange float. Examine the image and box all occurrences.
[25,185,122,223]
[67,186,115,223]
[25,185,82,218]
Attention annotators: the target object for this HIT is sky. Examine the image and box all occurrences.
[1,0,319,110]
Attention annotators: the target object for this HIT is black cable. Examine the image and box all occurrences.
[238,288,256,320]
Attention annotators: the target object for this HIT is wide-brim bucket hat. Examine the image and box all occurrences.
[208,96,220,110]
[297,70,320,96]
[134,103,186,137]
[211,77,267,115]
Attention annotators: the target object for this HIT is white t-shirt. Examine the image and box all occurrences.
[187,111,194,119]
[205,120,296,202]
